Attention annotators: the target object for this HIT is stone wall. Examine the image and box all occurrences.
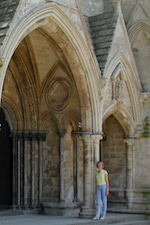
[134,138,150,189]
[103,115,126,189]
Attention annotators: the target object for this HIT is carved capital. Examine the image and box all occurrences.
[91,134,103,143]
[57,129,67,137]
[124,138,135,146]
[140,92,150,103]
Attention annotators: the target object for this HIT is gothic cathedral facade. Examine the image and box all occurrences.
[0,0,149,216]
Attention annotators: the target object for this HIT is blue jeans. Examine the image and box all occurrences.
[96,184,107,218]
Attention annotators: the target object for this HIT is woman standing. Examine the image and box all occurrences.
[93,161,109,220]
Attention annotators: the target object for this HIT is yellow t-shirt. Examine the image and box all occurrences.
[96,169,108,186]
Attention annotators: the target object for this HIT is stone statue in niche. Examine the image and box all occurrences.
[47,78,72,111]
[115,75,124,101]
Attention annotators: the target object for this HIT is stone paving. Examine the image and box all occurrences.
[0,213,148,225]
[0,214,90,225]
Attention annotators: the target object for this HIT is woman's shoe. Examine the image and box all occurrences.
[93,216,99,220]
[100,216,105,220]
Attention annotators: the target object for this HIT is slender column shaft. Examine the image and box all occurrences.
[82,134,91,206]
[124,139,134,189]
[92,135,103,163]
[39,141,42,205]
[12,133,17,206]
[76,137,80,201]
[31,134,35,207]
[72,133,81,202]
[57,129,66,202]
[124,138,134,209]
[38,134,44,205]
[17,135,21,206]
[92,135,103,206]
[24,133,28,207]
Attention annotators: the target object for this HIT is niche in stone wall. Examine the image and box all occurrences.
[102,115,126,189]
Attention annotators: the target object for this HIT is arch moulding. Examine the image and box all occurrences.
[0,3,100,132]
[102,103,136,136]
[102,50,141,123]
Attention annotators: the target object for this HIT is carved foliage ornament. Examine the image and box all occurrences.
[46,78,72,112]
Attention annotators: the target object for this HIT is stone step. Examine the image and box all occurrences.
[94,40,112,49]
[90,21,117,32]
[107,220,150,225]
[73,213,150,225]
[0,27,9,36]
[89,11,117,22]
[0,0,20,45]
[0,209,24,216]
[0,11,16,22]
[96,55,108,62]
[95,47,110,55]
[93,35,114,43]
[89,17,117,29]
[92,28,115,38]
[71,214,147,225]
[0,0,19,9]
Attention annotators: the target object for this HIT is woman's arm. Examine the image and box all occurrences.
[105,174,109,196]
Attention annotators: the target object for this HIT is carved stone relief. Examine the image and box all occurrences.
[115,74,124,102]
[46,78,72,112]
[12,53,37,129]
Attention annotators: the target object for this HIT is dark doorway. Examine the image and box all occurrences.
[0,108,12,209]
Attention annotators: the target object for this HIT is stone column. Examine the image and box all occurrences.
[31,133,36,207]
[72,132,81,202]
[124,138,135,209]
[17,133,21,207]
[92,134,103,164]
[57,129,66,202]
[12,132,17,207]
[76,135,80,201]
[24,132,28,207]
[38,132,46,206]
[92,134,103,206]
[82,134,92,207]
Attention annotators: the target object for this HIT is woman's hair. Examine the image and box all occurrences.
[96,161,104,168]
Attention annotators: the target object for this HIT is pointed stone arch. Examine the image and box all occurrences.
[127,1,150,29]
[103,50,141,122]
[60,109,81,131]
[1,95,23,130]
[0,3,100,132]
[103,102,135,136]
[40,110,58,130]
[128,21,150,43]
[128,22,150,91]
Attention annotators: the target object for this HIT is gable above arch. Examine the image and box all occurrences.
[127,1,150,29]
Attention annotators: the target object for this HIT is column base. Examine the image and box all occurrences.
[42,202,80,216]
[79,206,95,219]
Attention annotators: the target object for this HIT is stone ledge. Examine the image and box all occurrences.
[108,208,150,215]
[42,202,81,216]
